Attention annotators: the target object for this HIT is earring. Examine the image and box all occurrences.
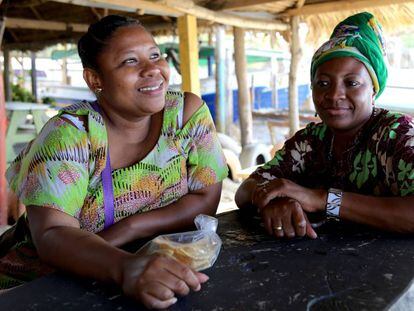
[95,87,103,96]
[371,101,377,116]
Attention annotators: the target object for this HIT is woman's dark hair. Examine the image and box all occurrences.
[78,15,142,70]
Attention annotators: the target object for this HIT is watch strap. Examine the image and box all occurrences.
[326,188,343,218]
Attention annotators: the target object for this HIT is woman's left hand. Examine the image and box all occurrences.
[258,197,317,239]
[252,178,327,213]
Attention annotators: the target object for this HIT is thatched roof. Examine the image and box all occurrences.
[1,0,414,50]
[302,3,414,44]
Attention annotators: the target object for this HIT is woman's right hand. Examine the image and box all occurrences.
[258,197,317,239]
[121,255,209,309]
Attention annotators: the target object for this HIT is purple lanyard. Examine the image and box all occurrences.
[91,102,115,229]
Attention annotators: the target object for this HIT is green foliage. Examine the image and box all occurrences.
[11,84,35,102]
[41,96,57,105]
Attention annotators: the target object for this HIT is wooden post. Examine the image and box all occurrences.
[288,16,301,136]
[31,51,38,102]
[0,18,7,225]
[233,27,253,147]
[62,44,69,85]
[270,56,278,110]
[225,47,233,136]
[177,14,200,96]
[207,31,213,77]
[214,25,226,133]
[269,32,278,109]
[3,48,11,101]
[207,56,213,77]
[250,75,255,109]
[62,57,69,85]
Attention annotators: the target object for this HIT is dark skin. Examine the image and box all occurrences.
[26,25,222,309]
[235,57,414,238]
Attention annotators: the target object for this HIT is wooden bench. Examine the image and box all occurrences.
[6,102,52,163]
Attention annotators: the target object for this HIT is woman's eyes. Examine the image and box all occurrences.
[314,80,360,88]
[121,52,161,65]
[315,80,329,87]
[150,52,161,60]
[346,80,360,87]
[122,58,137,65]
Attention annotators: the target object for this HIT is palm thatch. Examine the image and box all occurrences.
[303,3,414,45]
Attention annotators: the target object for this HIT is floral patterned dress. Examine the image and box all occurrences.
[252,108,414,197]
[0,90,228,289]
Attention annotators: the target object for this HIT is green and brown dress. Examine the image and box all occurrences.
[1,90,228,289]
[252,108,414,196]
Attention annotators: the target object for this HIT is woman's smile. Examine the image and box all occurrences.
[323,106,352,117]
[137,80,164,95]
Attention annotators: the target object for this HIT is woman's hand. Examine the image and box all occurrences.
[258,197,317,239]
[121,255,208,309]
[252,178,326,213]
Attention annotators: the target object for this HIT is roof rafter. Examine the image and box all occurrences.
[219,0,281,11]
[6,17,89,32]
[285,0,414,16]
[52,0,181,17]
[52,0,289,31]
[4,16,173,33]
[296,0,305,8]
[90,7,103,19]
[159,0,289,30]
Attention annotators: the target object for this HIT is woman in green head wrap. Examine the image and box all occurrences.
[236,12,414,238]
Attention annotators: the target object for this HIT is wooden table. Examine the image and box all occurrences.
[6,102,51,162]
[0,210,413,310]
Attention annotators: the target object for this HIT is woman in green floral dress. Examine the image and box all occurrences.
[1,15,227,309]
[236,12,414,239]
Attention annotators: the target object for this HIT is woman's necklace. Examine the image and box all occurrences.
[327,107,378,163]
[327,134,359,162]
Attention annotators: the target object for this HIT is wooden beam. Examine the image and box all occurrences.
[178,14,200,96]
[160,0,288,31]
[296,0,306,8]
[53,0,288,31]
[29,5,44,20]
[220,0,280,10]
[52,0,180,17]
[8,29,19,42]
[4,38,79,50]
[5,17,89,32]
[285,0,414,16]
[91,7,103,19]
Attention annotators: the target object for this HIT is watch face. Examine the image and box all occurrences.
[329,188,343,195]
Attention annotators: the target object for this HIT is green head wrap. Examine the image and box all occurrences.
[310,12,387,98]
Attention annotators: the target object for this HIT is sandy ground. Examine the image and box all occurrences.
[217,178,241,214]
[216,116,287,215]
